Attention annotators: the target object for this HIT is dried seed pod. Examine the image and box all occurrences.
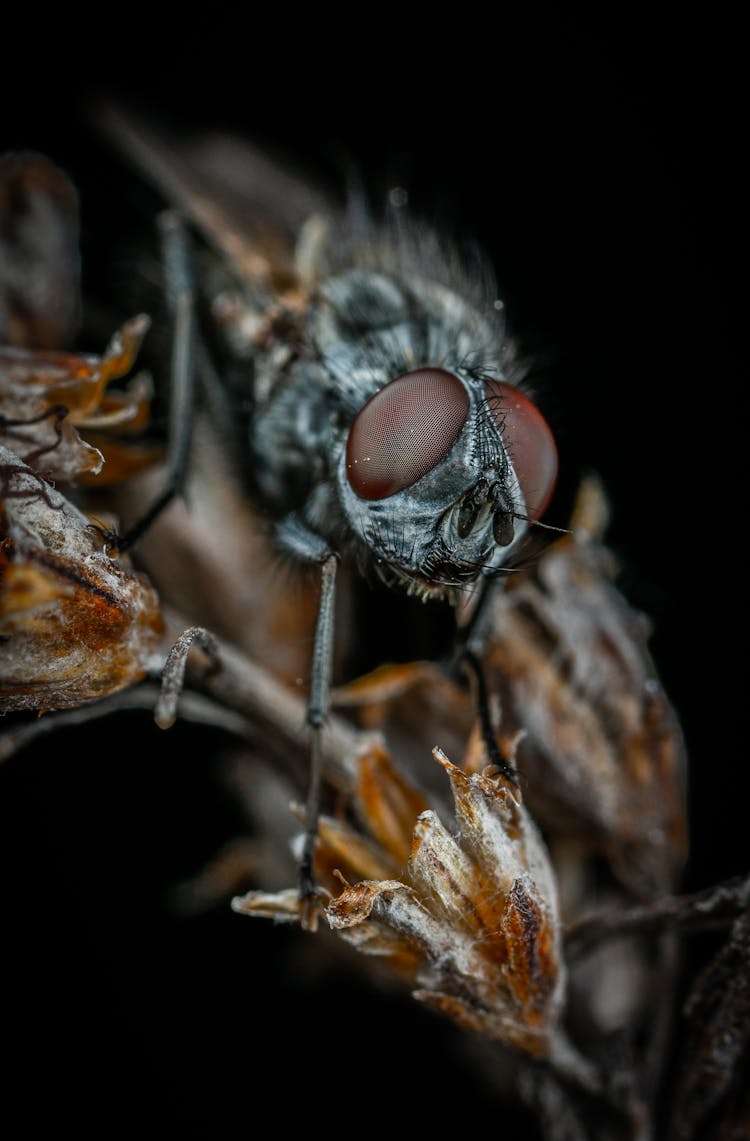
[0,445,163,711]
[234,742,565,1057]
[482,479,688,898]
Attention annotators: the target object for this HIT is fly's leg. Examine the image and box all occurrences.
[455,577,520,787]
[459,647,519,787]
[276,514,338,930]
[303,553,338,914]
[455,573,496,657]
[100,210,196,554]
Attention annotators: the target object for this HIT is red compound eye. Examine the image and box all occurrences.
[346,368,470,500]
[485,381,558,519]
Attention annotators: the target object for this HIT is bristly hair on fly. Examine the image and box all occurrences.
[323,186,521,381]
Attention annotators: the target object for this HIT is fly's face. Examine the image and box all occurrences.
[336,363,558,600]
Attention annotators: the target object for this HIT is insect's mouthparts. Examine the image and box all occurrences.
[454,473,514,545]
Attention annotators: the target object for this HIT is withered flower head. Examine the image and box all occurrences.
[0,445,163,712]
[234,741,565,1058]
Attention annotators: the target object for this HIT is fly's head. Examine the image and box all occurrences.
[336,364,558,602]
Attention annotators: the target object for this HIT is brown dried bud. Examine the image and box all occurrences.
[234,742,565,1057]
[0,445,163,711]
[483,478,688,896]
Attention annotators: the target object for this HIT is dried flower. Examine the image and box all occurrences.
[234,739,564,1057]
[0,444,163,711]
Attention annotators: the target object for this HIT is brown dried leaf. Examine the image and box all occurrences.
[315,814,398,883]
[232,728,564,1056]
[0,445,163,711]
[314,745,564,1053]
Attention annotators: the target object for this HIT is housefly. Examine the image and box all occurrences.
[99,110,559,917]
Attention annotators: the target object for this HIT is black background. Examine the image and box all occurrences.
[1,18,745,1137]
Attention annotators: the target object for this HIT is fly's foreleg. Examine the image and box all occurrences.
[455,577,520,787]
[276,515,339,930]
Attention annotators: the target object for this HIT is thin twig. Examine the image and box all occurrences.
[156,609,378,796]
[0,685,248,763]
[565,875,750,956]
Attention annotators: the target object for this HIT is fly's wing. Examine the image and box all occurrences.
[96,105,344,492]
[97,105,339,294]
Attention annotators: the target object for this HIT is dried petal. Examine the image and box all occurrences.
[354,741,429,866]
[0,316,153,483]
[327,877,413,928]
[329,875,486,988]
[293,875,421,974]
[409,808,485,933]
[334,659,474,764]
[231,888,303,923]
[436,750,559,913]
[315,813,399,884]
[502,878,560,1019]
[331,660,437,707]
[311,745,565,1056]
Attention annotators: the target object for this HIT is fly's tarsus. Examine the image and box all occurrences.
[459,647,520,787]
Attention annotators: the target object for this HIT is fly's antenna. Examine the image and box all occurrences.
[275,513,340,931]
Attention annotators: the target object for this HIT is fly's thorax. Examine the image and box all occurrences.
[311,268,503,416]
[243,265,492,515]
